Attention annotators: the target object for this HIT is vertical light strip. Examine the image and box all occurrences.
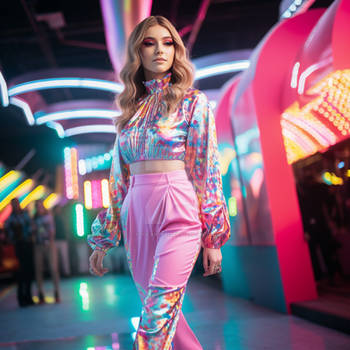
[70,148,79,199]
[75,203,85,237]
[84,181,92,210]
[91,180,102,208]
[101,179,110,208]
[64,147,73,199]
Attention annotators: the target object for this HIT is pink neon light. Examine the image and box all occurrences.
[70,148,79,199]
[91,180,102,209]
[64,148,73,199]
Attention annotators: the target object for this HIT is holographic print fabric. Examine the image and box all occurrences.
[134,286,185,350]
[87,72,230,252]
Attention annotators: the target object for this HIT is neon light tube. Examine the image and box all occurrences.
[43,193,59,209]
[36,109,121,125]
[64,147,73,199]
[20,185,45,209]
[91,180,102,209]
[70,148,79,199]
[0,71,9,107]
[10,97,35,125]
[84,181,92,210]
[47,122,65,138]
[195,60,250,80]
[75,203,85,237]
[0,171,21,192]
[101,179,110,208]
[65,125,116,137]
[0,205,12,224]
[8,78,123,96]
[78,159,87,175]
[0,179,33,211]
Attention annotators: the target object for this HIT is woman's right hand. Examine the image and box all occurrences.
[89,250,109,277]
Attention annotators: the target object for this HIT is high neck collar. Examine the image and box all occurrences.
[143,72,172,95]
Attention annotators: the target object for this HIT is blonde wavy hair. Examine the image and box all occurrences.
[115,16,195,133]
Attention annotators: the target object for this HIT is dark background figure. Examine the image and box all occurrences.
[4,198,35,307]
[53,205,71,277]
[297,174,342,285]
[33,200,61,303]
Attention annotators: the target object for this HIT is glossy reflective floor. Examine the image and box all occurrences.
[1,275,350,349]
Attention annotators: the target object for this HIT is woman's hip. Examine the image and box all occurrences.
[121,169,201,235]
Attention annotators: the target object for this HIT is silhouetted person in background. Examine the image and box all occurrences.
[53,205,71,277]
[4,198,35,307]
[33,200,61,303]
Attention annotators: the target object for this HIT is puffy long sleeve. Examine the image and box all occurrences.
[184,91,231,249]
[87,135,130,253]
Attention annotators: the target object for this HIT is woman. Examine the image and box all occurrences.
[33,200,61,303]
[88,16,230,349]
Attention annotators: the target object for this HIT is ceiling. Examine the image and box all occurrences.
[0,0,333,187]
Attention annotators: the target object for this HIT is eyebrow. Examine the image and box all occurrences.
[143,36,173,40]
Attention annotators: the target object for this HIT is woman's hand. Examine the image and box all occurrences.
[202,247,222,277]
[89,250,109,277]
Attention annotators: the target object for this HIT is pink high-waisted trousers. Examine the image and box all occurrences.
[120,169,203,350]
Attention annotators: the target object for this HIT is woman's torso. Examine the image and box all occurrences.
[119,82,200,175]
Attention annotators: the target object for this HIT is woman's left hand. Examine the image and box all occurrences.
[202,247,222,276]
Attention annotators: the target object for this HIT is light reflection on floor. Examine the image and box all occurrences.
[0,275,350,349]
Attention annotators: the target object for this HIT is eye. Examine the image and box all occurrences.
[164,41,174,46]
[142,41,154,47]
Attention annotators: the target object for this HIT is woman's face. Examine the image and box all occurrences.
[140,25,175,80]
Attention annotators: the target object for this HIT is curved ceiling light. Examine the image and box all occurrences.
[0,71,9,107]
[35,108,121,124]
[8,77,123,96]
[65,124,116,137]
[47,121,65,138]
[7,60,250,97]
[195,60,250,80]
[3,60,250,138]
[10,97,35,125]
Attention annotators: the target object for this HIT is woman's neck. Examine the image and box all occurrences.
[143,70,169,81]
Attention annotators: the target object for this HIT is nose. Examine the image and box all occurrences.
[156,43,164,54]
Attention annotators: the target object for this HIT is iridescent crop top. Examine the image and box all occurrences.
[88,72,230,251]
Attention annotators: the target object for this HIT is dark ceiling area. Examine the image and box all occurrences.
[0,0,334,187]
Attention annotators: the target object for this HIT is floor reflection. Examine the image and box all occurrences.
[0,275,349,349]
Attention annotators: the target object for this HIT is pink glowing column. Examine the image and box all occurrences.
[250,10,327,310]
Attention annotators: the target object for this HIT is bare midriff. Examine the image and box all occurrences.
[129,159,185,175]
